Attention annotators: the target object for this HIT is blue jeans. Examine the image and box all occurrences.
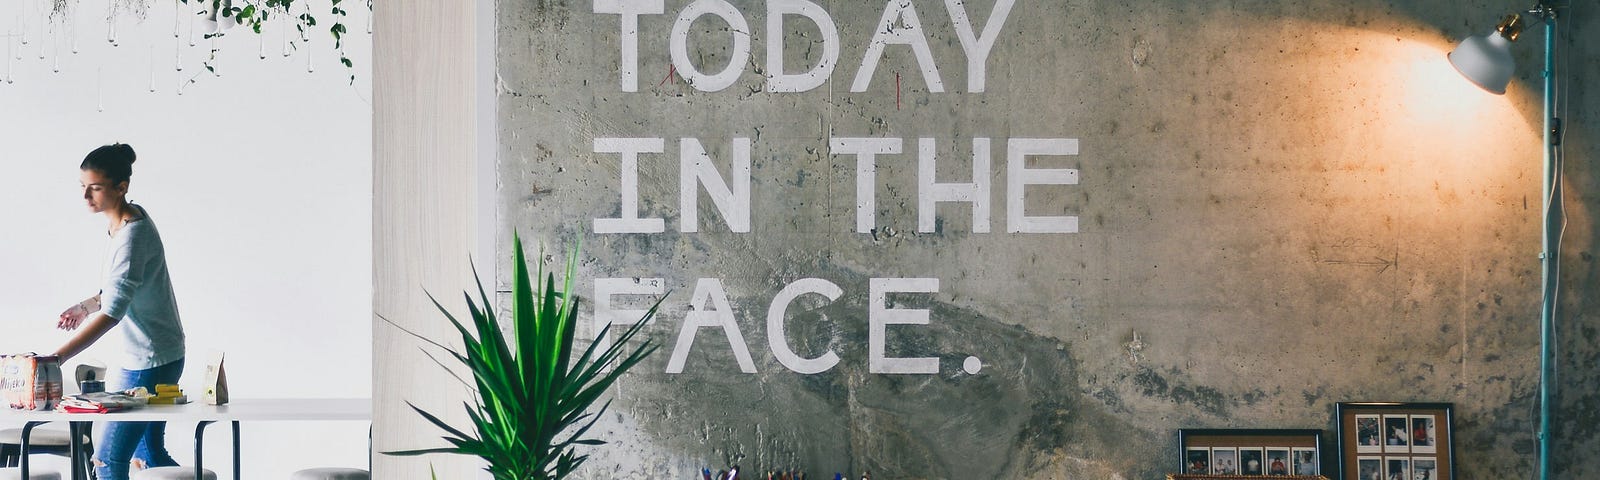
[95,358,184,480]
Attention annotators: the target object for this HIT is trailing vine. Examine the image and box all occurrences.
[7,0,366,91]
[193,0,363,84]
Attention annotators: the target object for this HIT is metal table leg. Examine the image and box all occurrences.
[191,420,242,480]
[68,421,85,480]
[19,421,39,480]
[230,421,240,480]
[195,421,214,480]
[20,421,92,480]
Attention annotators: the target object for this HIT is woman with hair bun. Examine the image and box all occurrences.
[51,143,189,480]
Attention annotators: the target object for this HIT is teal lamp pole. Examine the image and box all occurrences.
[1448,3,1564,480]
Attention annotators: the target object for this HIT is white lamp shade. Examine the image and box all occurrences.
[1448,30,1515,95]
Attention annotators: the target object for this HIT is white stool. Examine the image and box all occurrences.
[131,467,218,480]
[0,468,62,480]
[290,467,370,480]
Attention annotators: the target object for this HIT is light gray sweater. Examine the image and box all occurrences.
[96,204,186,369]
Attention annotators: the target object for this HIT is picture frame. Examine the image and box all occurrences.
[1336,403,1455,480]
[1167,476,1330,480]
[1177,428,1325,478]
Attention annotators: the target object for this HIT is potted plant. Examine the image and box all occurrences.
[387,234,660,479]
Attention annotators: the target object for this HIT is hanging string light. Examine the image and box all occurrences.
[104,1,116,47]
[280,5,291,58]
[5,29,13,84]
[67,0,79,54]
[49,18,58,72]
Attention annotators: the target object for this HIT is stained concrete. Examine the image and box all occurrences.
[496,0,1598,477]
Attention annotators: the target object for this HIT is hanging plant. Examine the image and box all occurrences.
[191,0,365,84]
[4,0,367,90]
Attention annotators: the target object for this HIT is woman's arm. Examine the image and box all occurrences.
[53,313,118,362]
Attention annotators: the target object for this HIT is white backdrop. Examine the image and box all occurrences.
[0,0,372,476]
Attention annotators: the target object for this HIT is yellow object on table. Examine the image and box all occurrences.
[148,384,188,404]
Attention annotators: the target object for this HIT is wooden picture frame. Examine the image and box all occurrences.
[1335,402,1455,480]
[1177,428,1325,477]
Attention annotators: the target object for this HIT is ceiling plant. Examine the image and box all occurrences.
[386,233,662,480]
[187,0,365,83]
[19,0,366,87]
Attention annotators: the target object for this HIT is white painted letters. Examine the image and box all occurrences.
[680,137,752,233]
[593,277,666,354]
[918,137,991,233]
[1006,138,1080,233]
[666,278,758,374]
[829,137,903,233]
[869,277,940,374]
[593,0,665,92]
[669,0,751,92]
[766,0,840,93]
[852,0,944,93]
[944,0,1015,93]
[767,278,843,374]
[593,137,667,234]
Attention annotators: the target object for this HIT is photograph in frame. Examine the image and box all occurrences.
[1383,415,1411,453]
[1386,457,1411,480]
[1356,414,1382,453]
[1294,447,1319,475]
[1185,447,1211,474]
[1213,448,1239,475]
[1413,457,1437,480]
[1410,415,1437,454]
[1240,447,1265,475]
[1266,447,1291,476]
[1358,456,1382,480]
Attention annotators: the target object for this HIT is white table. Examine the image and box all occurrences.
[1,399,370,480]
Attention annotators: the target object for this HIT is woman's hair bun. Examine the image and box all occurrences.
[114,143,136,165]
[82,143,138,183]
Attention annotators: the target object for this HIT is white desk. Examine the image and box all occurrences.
[1,399,370,480]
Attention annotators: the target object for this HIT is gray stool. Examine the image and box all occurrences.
[0,468,63,480]
[131,467,218,480]
[290,467,370,480]
[0,428,90,467]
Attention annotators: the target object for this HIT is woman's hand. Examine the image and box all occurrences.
[58,295,100,330]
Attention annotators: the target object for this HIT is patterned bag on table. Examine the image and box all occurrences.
[1,353,65,411]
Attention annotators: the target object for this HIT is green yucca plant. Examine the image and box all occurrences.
[386,234,661,479]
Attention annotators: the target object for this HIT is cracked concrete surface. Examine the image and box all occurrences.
[495,0,1599,477]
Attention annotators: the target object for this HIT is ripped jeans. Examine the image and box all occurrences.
[95,358,184,480]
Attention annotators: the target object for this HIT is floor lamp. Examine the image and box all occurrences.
[1447,3,1565,480]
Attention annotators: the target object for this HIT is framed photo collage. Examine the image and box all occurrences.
[1171,403,1455,480]
[1336,403,1455,480]
[1177,429,1323,478]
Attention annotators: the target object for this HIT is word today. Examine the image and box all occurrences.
[595,0,1017,93]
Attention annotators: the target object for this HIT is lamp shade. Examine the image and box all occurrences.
[1448,30,1515,94]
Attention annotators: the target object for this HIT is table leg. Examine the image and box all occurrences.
[68,421,86,480]
[19,421,39,480]
[230,421,240,480]
[195,421,214,480]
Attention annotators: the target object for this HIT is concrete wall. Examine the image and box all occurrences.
[488,0,1597,478]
